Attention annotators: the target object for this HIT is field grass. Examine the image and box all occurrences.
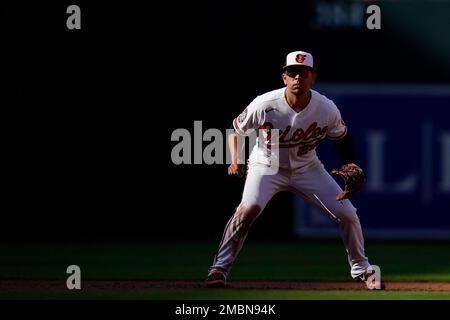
[1,241,450,281]
[1,241,450,300]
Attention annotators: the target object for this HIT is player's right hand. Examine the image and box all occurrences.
[228,164,246,178]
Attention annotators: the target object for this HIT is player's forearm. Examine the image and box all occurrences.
[228,133,245,164]
[332,132,356,165]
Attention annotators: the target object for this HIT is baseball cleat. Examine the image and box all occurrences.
[205,272,226,288]
[358,269,386,290]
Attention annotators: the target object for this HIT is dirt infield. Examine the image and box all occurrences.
[1,280,450,292]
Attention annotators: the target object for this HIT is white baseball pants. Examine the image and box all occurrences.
[209,162,371,279]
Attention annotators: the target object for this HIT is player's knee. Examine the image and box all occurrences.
[338,207,359,224]
[235,204,261,227]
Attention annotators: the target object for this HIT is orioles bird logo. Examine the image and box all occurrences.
[295,53,306,63]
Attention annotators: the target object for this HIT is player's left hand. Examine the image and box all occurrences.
[331,163,366,201]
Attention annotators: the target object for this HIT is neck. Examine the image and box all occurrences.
[285,89,311,112]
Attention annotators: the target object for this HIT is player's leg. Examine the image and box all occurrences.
[290,163,371,279]
[207,164,289,285]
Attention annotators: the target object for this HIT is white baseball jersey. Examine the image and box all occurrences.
[232,88,347,171]
[209,87,372,281]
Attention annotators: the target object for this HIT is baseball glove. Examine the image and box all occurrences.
[331,163,366,201]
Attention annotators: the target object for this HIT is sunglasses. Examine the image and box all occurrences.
[284,66,312,78]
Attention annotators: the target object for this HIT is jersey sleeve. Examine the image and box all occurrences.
[232,102,263,136]
[326,103,348,140]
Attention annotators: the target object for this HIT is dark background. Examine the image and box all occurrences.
[2,1,450,241]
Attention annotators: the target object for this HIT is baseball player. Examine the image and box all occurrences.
[205,51,384,290]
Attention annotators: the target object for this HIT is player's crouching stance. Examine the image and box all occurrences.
[205,51,384,290]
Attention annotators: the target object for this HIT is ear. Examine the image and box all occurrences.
[281,73,288,85]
